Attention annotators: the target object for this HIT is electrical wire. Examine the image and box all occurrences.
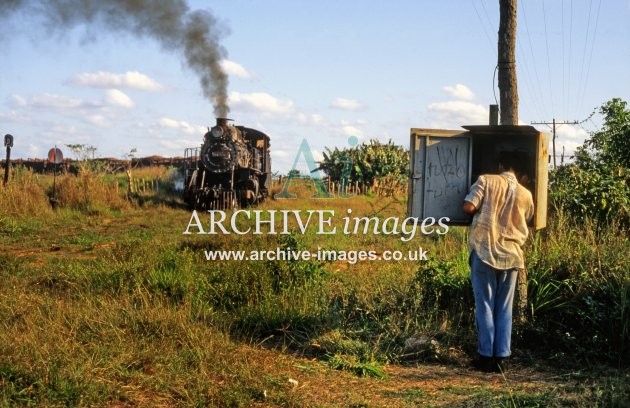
[471,0,495,53]
[517,39,546,122]
[577,0,602,117]
[520,0,550,118]
[575,0,594,119]
[542,0,555,115]
[479,0,496,41]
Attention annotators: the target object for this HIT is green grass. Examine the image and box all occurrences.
[0,171,628,406]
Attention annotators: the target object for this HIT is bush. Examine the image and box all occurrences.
[0,166,52,217]
[54,170,130,212]
[524,217,630,364]
[537,99,630,364]
[410,259,472,312]
[550,98,630,226]
[550,164,629,226]
[318,139,409,194]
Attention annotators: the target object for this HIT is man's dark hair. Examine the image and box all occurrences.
[498,151,528,176]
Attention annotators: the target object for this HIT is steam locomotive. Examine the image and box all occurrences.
[183,118,271,210]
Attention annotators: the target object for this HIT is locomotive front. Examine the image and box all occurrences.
[201,118,250,174]
[183,118,271,210]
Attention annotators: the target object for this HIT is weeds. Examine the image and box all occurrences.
[0,173,628,405]
[327,353,386,378]
[522,212,630,365]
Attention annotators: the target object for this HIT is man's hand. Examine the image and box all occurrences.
[463,201,477,215]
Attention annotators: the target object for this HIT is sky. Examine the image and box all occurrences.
[1,0,629,173]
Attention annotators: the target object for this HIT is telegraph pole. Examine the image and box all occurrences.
[531,119,579,168]
[498,0,518,125]
[498,0,529,322]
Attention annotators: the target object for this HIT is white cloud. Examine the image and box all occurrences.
[312,149,324,162]
[229,91,294,114]
[341,125,363,137]
[158,138,200,151]
[0,110,32,123]
[29,93,100,110]
[427,101,487,128]
[158,117,205,135]
[443,84,475,101]
[273,149,290,158]
[556,125,588,140]
[330,97,363,111]
[554,125,589,157]
[70,71,164,91]
[158,117,179,128]
[296,113,324,125]
[9,94,27,107]
[104,89,135,108]
[557,139,582,154]
[28,144,40,158]
[85,114,109,127]
[220,60,253,79]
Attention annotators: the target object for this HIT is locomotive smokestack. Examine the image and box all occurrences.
[216,118,229,127]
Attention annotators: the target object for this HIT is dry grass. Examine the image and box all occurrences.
[55,170,131,212]
[0,168,52,218]
[128,165,172,180]
[1,175,628,406]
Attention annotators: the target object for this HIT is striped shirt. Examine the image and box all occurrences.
[464,172,534,269]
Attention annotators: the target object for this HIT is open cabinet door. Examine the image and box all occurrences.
[409,125,549,230]
[408,129,472,224]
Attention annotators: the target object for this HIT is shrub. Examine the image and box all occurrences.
[0,166,52,217]
[550,98,630,226]
[54,170,130,212]
[410,258,472,313]
[318,139,409,194]
[524,216,630,364]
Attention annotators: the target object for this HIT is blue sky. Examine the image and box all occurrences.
[1,0,629,172]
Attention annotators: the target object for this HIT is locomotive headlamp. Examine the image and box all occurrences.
[211,126,224,139]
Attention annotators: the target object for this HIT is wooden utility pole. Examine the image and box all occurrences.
[498,0,529,322]
[531,119,579,169]
[498,0,518,125]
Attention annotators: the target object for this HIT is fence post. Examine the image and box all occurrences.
[515,268,528,323]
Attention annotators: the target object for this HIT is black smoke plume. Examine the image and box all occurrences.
[1,0,230,117]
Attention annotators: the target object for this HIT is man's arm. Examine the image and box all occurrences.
[463,175,485,215]
[463,201,478,215]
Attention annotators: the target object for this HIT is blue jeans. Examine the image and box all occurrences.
[470,251,518,358]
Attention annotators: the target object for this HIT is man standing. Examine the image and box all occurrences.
[463,152,534,373]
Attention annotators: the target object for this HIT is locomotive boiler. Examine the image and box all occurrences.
[183,118,271,209]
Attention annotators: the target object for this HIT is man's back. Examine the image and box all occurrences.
[465,172,534,269]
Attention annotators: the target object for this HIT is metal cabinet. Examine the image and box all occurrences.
[408,125,549,230]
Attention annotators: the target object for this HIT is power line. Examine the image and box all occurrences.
[575,0,594,119]
[471,0,495,52]
[577,0,602,117]
[516,41,545,121]
[520,0,550,117]
[541,0,555,115]
[479,0,496,38]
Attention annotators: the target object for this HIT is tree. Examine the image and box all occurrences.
[575,98,630,170]
[66,144,97,161]
[550,98,630,225]
[318,140,409,193]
